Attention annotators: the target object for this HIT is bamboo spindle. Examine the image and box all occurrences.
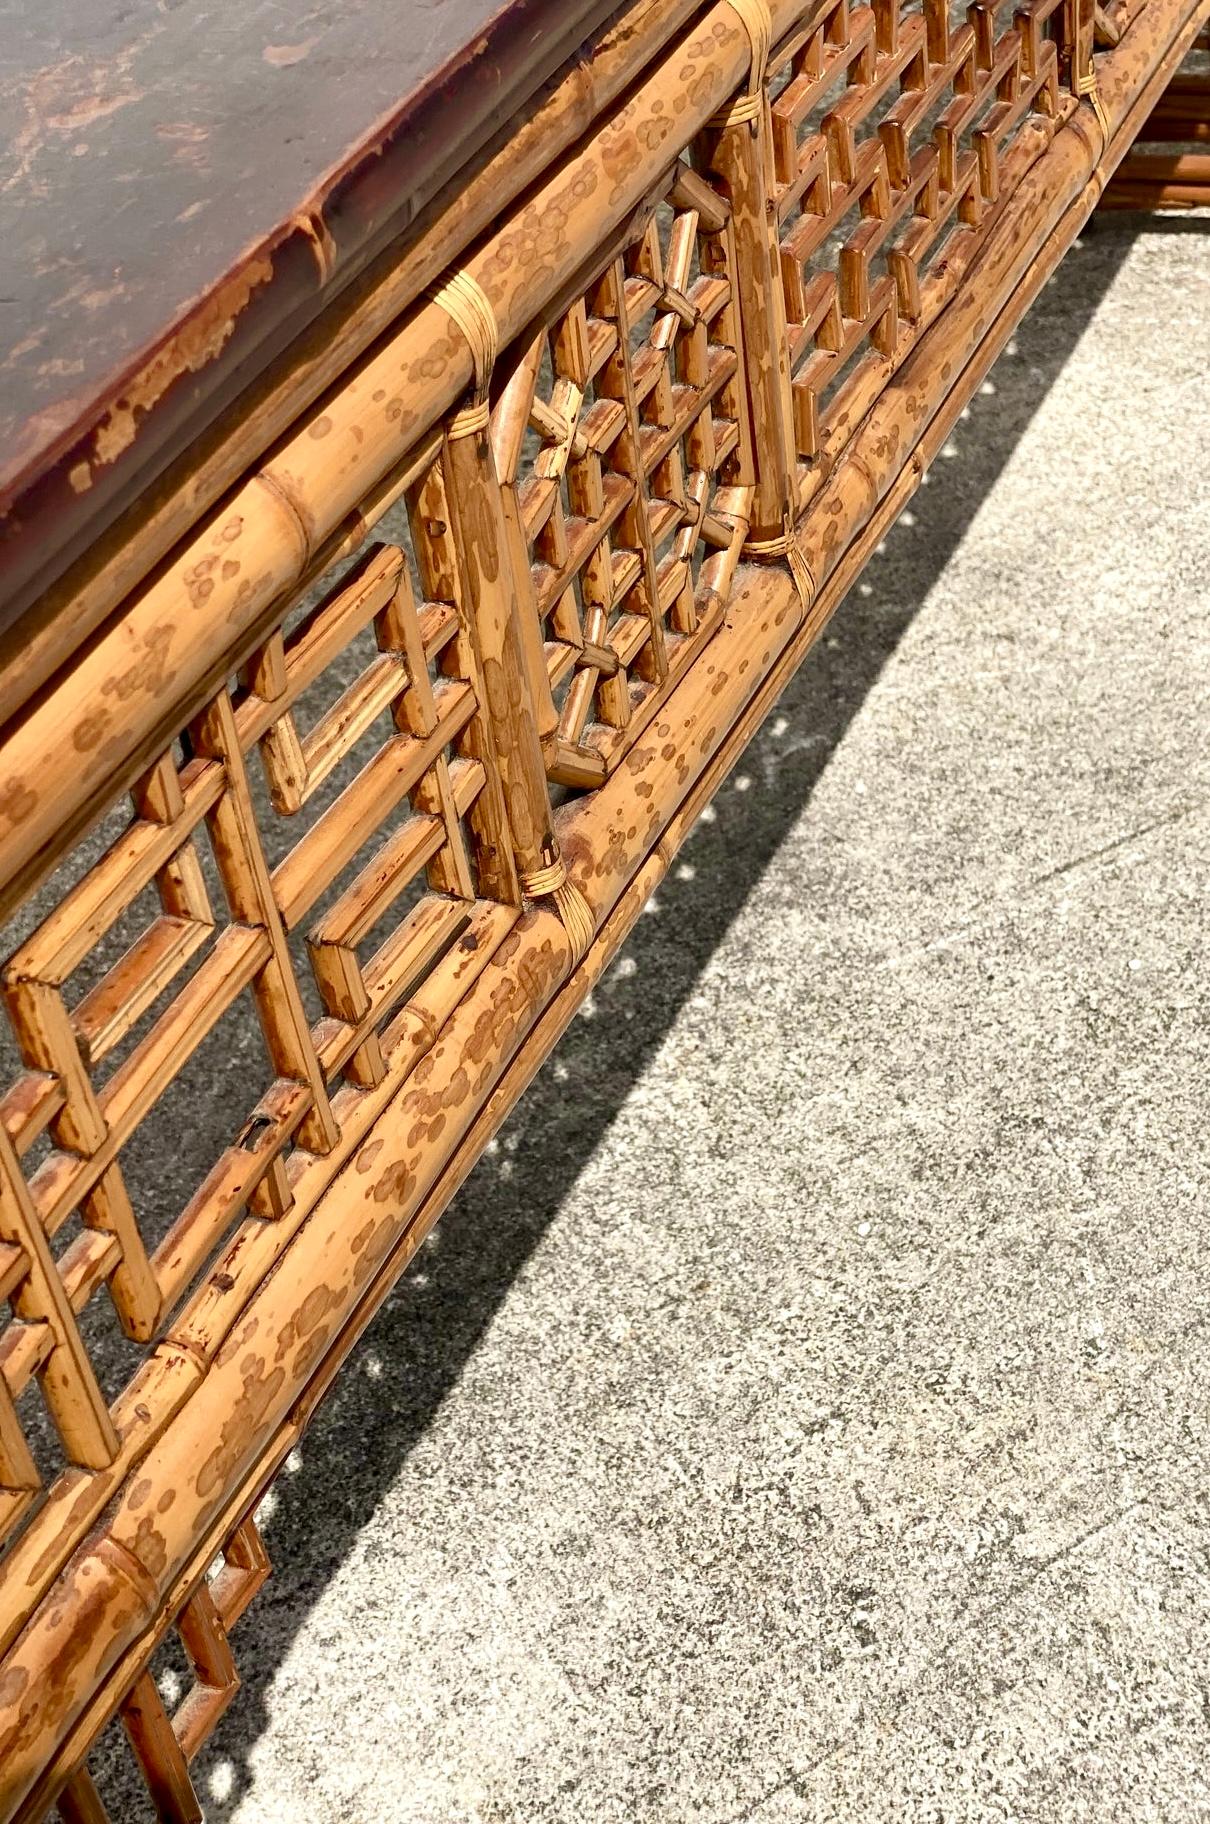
[701,0,815,607]
[488,330,562,752]
[431,272,593,962]
[700,0,798,550]
[52,1769,109,1824]
[119,1672,203,1824]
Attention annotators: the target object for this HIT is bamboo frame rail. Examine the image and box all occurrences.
[1102,24,1210,199]
[0,0,1206,1815]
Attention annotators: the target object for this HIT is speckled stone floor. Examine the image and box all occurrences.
[98,209,1210,1823]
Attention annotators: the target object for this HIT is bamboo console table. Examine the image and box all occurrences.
[0,0,1206,1816]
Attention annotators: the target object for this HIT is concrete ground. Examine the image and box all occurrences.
[127,211,1207,1821]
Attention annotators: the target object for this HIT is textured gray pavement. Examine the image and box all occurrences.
[120,212,1208,1822]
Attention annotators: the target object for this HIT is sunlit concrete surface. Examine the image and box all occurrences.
[98,209,1209,1823]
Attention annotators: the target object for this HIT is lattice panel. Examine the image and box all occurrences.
[0,725,293,1539]
[0,449,505,1555]
[236,499,495,1094]
[492,159,755,792]
[771,0,1064,470]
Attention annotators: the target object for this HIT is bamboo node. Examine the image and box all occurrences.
[709,0,773,130]
[519,855,594,963]
[428,268,498,438]
[744,515,816,608]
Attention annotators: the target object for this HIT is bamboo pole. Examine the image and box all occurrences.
[1124,71,1210,139]
[1099,51,1210,204]
[1101,150,1210,204]
[698,97,798,547]
[440,426,558,891]
[1092,0,1210,166]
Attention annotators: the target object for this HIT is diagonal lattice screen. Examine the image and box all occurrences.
[492,159,755,792]
[772,0,1063,472]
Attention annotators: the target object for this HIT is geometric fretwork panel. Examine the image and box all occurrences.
[1,0,1184,1805]
[0,445,503,1557]
[237,507,492,1092]
[493,157,755,791]
[772,0,1063,468]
